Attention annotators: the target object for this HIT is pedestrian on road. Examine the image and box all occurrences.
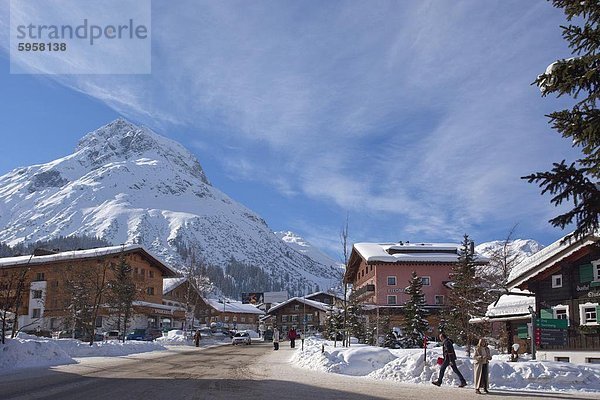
[194,329,202,347]
[288,328,297,348]
[473,338,492,394]
[273,327,280,350]
[432,333,467,388]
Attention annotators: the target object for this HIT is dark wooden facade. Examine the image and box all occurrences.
[511,238,600,352]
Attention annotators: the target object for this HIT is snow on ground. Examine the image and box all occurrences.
[0,331,230,373]
[292,337,600,393]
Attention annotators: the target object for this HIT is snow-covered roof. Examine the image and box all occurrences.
[0,244,178,276]
[204,298,265,315]
[163,277,186,294]
[132,300,184,312]
[305,291,344,301]
[485,289,535,318]
[353,242,488,264]
[507,232,599,289]
[266,297,333,314]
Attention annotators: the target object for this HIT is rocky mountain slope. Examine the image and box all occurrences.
[276,230,344,269]
[0,119,342,295]
[475,239,544,262]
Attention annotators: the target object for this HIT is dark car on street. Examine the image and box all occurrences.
[126,328,163,341]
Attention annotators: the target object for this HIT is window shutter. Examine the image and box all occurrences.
[540,309,553,319]
[579,264,594,283]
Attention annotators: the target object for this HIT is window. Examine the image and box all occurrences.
[387,276,397,286]
[35,272,45,281]
[224,316,229,322]
[281,315,288,322]
[149,270,154,278]
[32,290,43,299]
[95,316,103,328]
[552,304,569,325]
[580,302,599,325]
[294,304,300,311]
[306,314,313,322]
[421,277,431,286]
[233,316,237,322]
[141,268,145,276]
[146,287,154,295]
[593,260,600,281]
[292,315,299,322]
[241,317,246,323]
[435,295,444,305]
[552,274,563,288]
[31,308,41,318]
[555,357,570,362]
[387,295,397,305]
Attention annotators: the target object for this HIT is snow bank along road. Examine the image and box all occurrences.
[0,343,597,400]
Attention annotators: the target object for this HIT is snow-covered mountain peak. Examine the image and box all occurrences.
[275,230,344,272]
[475,239,543,261]
[278,231,310,247]
[76,118,210,185]
[0,120,341,295]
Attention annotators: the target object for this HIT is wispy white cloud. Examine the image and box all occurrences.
[0,0,581,245]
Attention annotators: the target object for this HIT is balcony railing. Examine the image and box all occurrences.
[352,284,375,300]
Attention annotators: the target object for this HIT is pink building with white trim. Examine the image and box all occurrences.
[344,241,488,327]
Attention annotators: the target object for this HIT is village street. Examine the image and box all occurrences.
[0,342,597,400]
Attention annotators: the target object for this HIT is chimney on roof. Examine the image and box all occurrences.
[398,241,403,245]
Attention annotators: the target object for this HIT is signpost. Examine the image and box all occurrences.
[535,318,568,347]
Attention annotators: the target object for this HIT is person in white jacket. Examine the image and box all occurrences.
[473,338,492,394]
[273,327,280,351]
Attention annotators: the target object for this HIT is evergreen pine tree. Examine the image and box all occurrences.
[107,252,137,342]
[524,0,600,241]
[401,271,430,348]
[446,235,489,355]
[346,299,366,343]
[324,308,343,342]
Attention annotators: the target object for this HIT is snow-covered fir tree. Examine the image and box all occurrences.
[324,308,343,342]
[446,235,489,355]
[346,299,366,344]
[525,0,600,241]
[401,271,429,348]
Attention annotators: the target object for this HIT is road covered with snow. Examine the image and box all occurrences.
[0,333,598,399]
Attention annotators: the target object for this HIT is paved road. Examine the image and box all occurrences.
[0,342,597,400]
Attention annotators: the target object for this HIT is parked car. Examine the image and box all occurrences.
[231,331,251,345]
[126,328,163,341]
[103,330,122,341]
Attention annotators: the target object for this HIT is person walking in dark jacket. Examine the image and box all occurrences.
[432,333,467,387]
[194,329,202,347]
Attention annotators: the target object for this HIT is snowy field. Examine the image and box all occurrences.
[0,330,231,373]
[292,337,600,394]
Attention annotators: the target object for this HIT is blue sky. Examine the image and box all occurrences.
[0,1,583,259]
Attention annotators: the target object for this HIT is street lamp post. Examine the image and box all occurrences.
[528,305,536,360]
[302,296,306,351]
